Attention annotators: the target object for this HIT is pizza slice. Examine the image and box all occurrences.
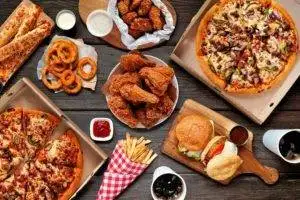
[0,108,27,181]
[0,148,23,182]
[0,162,57,200]
[23,162,57,200]
[34,129,83,200]
[36,129,83,168]
[34,160,82,200]
[23,109,60,157]
[0,108,26,149]
[0,162,30,199]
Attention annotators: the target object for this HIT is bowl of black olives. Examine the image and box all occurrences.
[151,166,186,200]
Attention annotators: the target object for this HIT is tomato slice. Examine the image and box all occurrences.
[207,143,225,161]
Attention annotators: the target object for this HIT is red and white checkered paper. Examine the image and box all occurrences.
[97,143,148,200]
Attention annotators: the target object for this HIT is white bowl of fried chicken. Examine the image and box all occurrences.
[103,51,178,129]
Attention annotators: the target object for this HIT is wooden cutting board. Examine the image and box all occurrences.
[78,0,177,50]
[162,99,279,185]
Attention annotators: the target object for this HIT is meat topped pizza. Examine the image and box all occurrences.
[196,0,298,93]
[0,108,83,200]
[23,109,60,157]
[36,130,83,168]
[0,108,26,181]
[35,130,83,200]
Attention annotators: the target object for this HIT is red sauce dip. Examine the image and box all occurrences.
[93,120,111,138]
[229,126,249,146]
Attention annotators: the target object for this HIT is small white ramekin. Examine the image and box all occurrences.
[90,118,113,142]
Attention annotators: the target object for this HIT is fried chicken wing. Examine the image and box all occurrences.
[149,6,165,30]
[138,0,152,16]
[108,72,141,95]
[120,51,156,72]
[135,94,173,128]
[108,96,138,128]
[128,28,144,39]
[130,0,143,10]
[122,12,138,25]
[130,18,153,32]
[136,107,162,128]
[157,94,174,115]
[139,66,175,96]
[120,84,159,104]
[117,0,130,15]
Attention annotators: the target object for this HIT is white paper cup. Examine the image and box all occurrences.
[151,166,186,200]
[263,129,300,164]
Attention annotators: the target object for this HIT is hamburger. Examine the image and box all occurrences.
[175,115,214,160]
[201,136,243,181]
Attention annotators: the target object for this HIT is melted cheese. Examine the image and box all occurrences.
[255,51,281,70]
[207,52,233,75]
[48,140,60,161]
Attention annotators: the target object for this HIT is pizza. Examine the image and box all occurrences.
[195,0,298,93]
[23,109,60,157]
[0,108,83,200]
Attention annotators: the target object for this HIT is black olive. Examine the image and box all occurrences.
[153,174,183,199]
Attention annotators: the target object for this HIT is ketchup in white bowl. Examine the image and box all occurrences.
[90,118,113,141]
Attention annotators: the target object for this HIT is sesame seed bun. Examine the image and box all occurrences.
[175,115,214,152]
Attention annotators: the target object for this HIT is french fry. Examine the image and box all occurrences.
[128,138,137,159]
[120,133,157,165]
[142,149,153,164]
[146,153,158,165]
[132,144,146,160]
[132,146,148,161]
[137,136,145,144]
[136,149,149,163]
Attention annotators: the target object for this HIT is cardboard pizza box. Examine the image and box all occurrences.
[0,78,108,199]
[170,0,300,124]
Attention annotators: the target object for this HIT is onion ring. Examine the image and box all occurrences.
[77,57,97,80]
[50,62,67,73]
[60,70,76,86]
[57,40,78,64]
[45,48,61,65]
[41,67,62,90]
[47,67,63,78]
[63,75,82,94]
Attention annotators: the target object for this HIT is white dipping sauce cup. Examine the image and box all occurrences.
[151,166,187,200]
[86,10,113,37]
[263,129,300,164]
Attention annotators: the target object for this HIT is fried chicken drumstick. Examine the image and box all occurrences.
[120,51,155,72]
[120,84,159,105]
[108,95,138,128]
[139,66,175,96]
[136,94,174,127]
[149,6,165,30]
[108,72,141,95]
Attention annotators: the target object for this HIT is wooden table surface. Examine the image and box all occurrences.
[2,0,300,199]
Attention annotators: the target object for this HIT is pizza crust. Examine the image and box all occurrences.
[64,129,84,169]
[195,0,299,94]
[58,167,82,200]
[58,130,83,200]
